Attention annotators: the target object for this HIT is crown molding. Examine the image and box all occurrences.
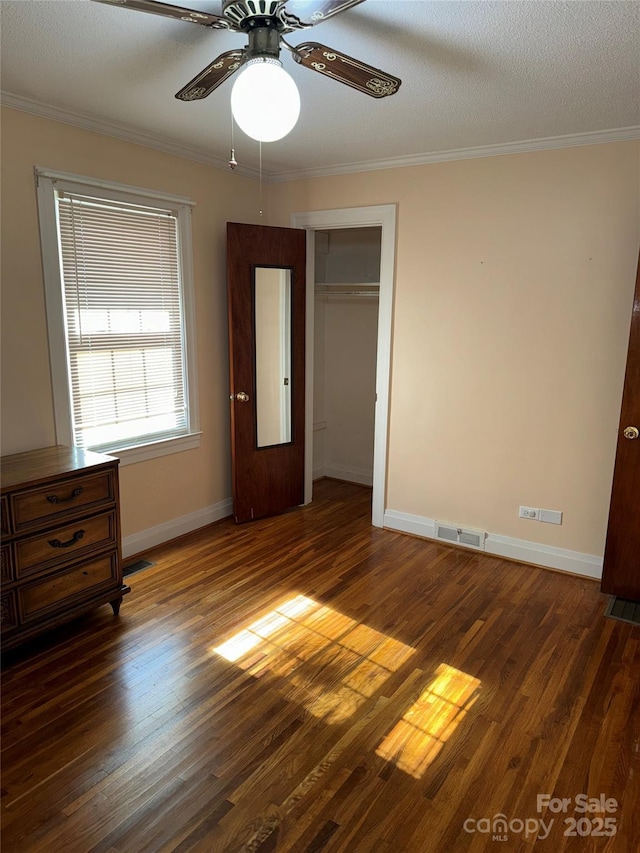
[0,91,261,181]
[3,90,638,185]
[268,125,640,183]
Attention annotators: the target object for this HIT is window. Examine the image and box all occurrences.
[37,169,199,464]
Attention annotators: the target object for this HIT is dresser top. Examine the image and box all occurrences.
[1,445,118,491]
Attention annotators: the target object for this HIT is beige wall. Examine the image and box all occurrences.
[2,105,638,559]
[0,106,261,537]
[270,142,640,557]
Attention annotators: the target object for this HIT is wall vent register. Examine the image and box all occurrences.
[434,522,487,551]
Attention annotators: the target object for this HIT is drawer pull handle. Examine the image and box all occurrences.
[48,530,85,549]
[46,487,83,505]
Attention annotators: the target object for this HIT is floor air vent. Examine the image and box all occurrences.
[605,596,640,626]
[123,559,155,577]
[435,522,486,550]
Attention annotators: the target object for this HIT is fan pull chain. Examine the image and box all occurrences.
[259,141,263,218]
[228,111,237,171]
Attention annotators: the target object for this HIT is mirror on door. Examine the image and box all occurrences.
[254,266,292,448]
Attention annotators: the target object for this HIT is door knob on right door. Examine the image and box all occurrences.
[623,426,639,440]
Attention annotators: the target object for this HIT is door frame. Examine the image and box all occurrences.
[291,204,397,527]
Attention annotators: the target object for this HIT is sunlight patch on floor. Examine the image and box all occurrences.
[375,663,481,778]
[213,594,415,723]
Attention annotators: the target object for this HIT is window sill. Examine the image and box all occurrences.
[106,432,202,466]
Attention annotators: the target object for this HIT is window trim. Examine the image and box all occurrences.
[36,167,200,466]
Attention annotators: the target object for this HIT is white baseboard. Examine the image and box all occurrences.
[383,509,603,580]
[123,498,602,579]
[122,497,233,558]
[322,462,374,487]
[384,510,436,539]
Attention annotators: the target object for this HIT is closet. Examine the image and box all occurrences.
[313,227,381,487]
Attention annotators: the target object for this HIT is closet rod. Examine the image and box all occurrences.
[315,290,379,297]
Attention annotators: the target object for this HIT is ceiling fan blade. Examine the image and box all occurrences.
[281,0,365,28]
[175,50,244,100]
[92,0,230,29]
[293,42,401,98]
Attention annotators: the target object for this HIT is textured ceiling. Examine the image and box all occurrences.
[1,0,639,178]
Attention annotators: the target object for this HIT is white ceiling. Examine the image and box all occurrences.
[1,0,639,180]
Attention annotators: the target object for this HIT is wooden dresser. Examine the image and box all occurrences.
[1,446,129,650]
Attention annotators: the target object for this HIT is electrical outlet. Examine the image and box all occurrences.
[519,506,539,520]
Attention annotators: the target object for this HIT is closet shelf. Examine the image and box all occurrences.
[315,282,380,288]
[315,282,380,298]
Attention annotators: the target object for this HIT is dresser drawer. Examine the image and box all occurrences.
[11,470,115,532]
[14,511,117,579]
[19,552,118,622]
[1,495,9,536]
[1,543,14,582]
[1,447,127,649]
[1,591,18,634]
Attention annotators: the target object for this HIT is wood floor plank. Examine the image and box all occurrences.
[2,479,638,852]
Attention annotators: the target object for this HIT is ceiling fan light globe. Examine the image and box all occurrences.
[231,59,300,142]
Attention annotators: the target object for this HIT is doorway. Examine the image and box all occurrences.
[313,227,381,489]
[291,205,397,527]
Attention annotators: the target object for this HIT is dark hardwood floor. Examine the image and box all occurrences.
[2,479,639,852]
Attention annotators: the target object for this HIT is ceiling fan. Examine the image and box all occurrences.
[93,0,401,140]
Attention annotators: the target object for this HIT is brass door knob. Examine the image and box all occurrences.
[236,391,250,402]
[623,426,639,440]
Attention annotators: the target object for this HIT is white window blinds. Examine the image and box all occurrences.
[56,190,189,453]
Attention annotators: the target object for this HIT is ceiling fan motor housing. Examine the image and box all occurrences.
[223,0,285,60]
[223,0,284,30]
[246,25,281,59]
